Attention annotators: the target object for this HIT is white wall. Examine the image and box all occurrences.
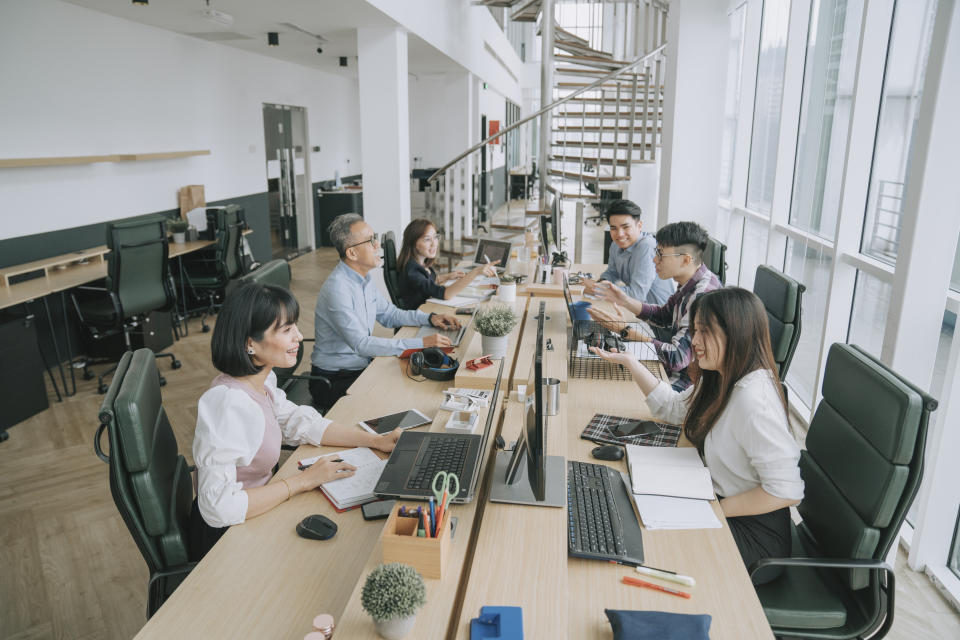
[0,0,362,240]
[409,76,456,168]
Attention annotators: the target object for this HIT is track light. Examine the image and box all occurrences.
[268,32,279,47]
[132,0,148,5]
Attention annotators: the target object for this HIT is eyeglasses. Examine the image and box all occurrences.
[654,248,687,260]
[347,233,380,250]
[421,234,440,243]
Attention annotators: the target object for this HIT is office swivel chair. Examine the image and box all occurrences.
[382,231,402,307]
[94,349,196,619]
[180,207,245,332]
[230,259,332,409]
[753,265,805,380]
[751,343,937,639]
[72,216,182,394]
[703,236,727,285]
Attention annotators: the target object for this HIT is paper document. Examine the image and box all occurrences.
[632,494,722,530]
[629,464,714,500]
[427,295,479,308]
[576,339,659,362]
[625,444,704,468]
[299,448,387,510]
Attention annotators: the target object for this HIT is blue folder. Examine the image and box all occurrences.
[470,606,523,639]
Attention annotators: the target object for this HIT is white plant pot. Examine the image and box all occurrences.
[172,232,186,243]
[481,334,509,359]
[373,614,417,639]
[497,282,517,302]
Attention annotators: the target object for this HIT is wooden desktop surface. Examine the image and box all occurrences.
[133,258,773,639]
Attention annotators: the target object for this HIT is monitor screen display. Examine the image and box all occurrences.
[474,239,511,268]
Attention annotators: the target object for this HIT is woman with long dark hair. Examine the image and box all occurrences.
[591,287,802,583]
[395,218,498,310]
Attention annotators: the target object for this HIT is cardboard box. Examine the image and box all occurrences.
[178,185,205,217]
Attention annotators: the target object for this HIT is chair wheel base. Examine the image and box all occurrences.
[171,360,182,370]
[159,376,167,387]
[83,369,94,380]
[0,430,8,443]
[98,383,108,394]
[202,325,211,333]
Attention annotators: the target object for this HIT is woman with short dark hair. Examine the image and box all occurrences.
[190,282,401,558]
[591,287,803,583]
[395,218,498,310]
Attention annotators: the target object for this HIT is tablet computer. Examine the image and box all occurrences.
[359,409,432,435]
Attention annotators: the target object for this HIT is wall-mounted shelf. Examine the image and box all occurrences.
[0,150,211,168]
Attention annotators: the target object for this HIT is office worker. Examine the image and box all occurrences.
[191,282,402,558]
[311,213,460,410]
[588,221,721,391]
[582,199,674,304]
[396,218,498,310]
[591,287,803,584]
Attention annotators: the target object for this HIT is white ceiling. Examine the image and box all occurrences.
[62,0,465,77]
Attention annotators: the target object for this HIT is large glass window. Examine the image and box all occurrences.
[861,0,939,263]
[847,271,892,357]
[951,235,960,292]
[746,0,791,213]
[719,5,747,201]
[788,0,865,238]
[739,217,771,289]
[783,238,833,407]
[556,3,604,51]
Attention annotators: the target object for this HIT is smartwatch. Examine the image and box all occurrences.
[620,327,631,340]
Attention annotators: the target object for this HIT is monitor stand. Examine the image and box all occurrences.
[489,451,565,507]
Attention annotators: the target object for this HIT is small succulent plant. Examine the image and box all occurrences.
[473,302,520,337]
[360,563,426,621]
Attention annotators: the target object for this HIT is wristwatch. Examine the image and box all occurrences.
[428,312,437,325]
[620,327,631,340]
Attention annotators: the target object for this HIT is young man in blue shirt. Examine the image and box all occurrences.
[310,213,459,410]
[583,199,674,305]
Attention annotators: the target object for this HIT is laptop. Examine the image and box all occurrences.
[472,239,511,273]
[415,314,472,347]
[374,358,504,504]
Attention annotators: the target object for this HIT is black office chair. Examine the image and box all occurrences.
[72,216,182,393]
[703,236,727,285]
[753,265,805,380]
[181,208,244,332]
[94,349,196,619]
[382,231,402,307]
[751,343,937,639]
[229,259,332,409]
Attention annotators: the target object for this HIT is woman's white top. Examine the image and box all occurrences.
[644,369,804,502]
[193,370,332,527]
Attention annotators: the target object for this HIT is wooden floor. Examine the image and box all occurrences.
[2,245,958,639]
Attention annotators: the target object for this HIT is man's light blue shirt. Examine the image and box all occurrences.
[311,261,431,371]
[600,232,674,304]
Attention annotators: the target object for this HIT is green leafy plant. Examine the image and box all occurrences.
[499,274,516,284]
[473,302,519,337]
[360,563,426,622]
[167,219,189,233]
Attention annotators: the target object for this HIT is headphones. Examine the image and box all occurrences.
[410,347,460,381]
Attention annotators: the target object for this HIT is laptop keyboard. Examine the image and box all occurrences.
[405,437,470,491]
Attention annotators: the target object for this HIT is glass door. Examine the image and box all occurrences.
[263,103,313,260]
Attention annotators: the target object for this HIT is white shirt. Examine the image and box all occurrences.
[644,369,804,501]
[193,371,333,527]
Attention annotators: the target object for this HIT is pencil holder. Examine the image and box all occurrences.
[380,504,452,579]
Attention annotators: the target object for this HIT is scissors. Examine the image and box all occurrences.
[432,471,460,504]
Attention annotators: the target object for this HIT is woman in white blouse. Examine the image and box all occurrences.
[592,287,803,583]
[189,282,402,558]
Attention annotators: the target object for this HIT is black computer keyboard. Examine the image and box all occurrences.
[567,460,644,564]
[405,437,469,491]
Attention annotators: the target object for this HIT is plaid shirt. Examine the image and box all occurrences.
[638,263,722,390]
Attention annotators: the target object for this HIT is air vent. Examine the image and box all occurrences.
[187,32,254,42]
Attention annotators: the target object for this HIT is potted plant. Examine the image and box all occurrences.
[168,219,189,243]
[361,563,426,639]
[473,302,519,358]
[497,274,517,302]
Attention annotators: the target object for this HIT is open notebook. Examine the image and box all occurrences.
[625,445,721,530]
[297,447,387,510]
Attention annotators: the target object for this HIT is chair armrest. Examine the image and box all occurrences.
[76,285,109,292]
[147,562,198,588]
[95,422,110,463]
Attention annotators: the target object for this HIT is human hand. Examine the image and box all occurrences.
[480,261,500,277]
[300,458,357,488]
[588,346,633,367]
[595,281,628,305]
[586,307,621,333]
[582,278,600,295]
[423,333,453,348]
[431,313,460,330]
[373,428,403,453]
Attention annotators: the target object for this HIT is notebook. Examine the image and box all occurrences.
[625,445,714,501]
[297,447,387,510]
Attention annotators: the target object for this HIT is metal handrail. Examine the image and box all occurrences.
[426,42,667,184]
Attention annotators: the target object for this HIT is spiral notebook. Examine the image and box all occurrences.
[297,448,387,510]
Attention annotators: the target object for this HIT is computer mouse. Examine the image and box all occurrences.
[296,514,338,540]
[591,445,625,461]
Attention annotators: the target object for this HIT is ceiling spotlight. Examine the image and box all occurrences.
[267,32,279,47]
[316,47,323,55]
[132,0,148,5]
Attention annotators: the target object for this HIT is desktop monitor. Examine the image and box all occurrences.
[539,215,556,260]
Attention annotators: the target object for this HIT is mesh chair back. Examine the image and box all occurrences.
[753,265,805,378]
[383,231,402,306]
[703,236,727,284]
[798,344,934,590]
[108,217,171,317]
[220,222,243,280]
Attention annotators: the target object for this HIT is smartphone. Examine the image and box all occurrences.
[358,408,432,435]
[612,419,662,438]
[361,500,396,521]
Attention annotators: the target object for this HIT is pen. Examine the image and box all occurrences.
[484,254,491,264]
[622,576,691,599]
[635,565,696,587]
[425,512,432,538]
[297,458,343,470]
[429,497,436,537]
[417,511,425,537]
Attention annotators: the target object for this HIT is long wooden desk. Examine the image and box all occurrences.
[133,261,773,639]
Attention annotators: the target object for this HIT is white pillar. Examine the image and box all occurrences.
[656,0,728,233]
[358,27,411,239]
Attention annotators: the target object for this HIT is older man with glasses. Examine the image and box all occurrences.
[310,213,459,410]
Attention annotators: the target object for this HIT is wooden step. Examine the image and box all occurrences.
[555,67,646,78]
[551,141,657,150]
[552,125,657,133]
[557,82,663,91]
[510,0,541,21]
[563,97,664,106]
[554,26,591,48]
[557,110,661,118]
[555,52,631,67]
[549,169,624,182]
[550,155,631,166]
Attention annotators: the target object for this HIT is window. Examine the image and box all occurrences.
[719,5,747,200]
[555,3,604,51]
[788,0,865,238]
[738,217,771,289]
[951,235,960,292]
[847,271,892,357]
[860,0,940,263]
[746,0,790,214]
[783,237,833,407]
[951,508,960,580]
